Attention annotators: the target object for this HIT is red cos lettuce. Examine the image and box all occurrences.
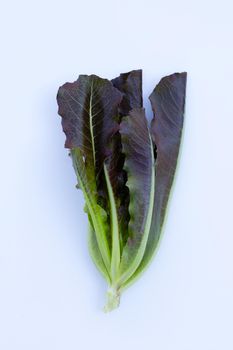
[57,70,187,311]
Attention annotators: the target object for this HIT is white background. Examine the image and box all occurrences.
[0,0,233,349]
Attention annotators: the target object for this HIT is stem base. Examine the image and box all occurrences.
[104,287,121,312]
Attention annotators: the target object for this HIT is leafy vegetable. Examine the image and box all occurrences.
[57,70,187,311]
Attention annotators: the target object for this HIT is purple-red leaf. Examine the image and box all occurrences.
[122,72,187,288]
[57,75,123,273]
[112,69,143,115]
[57,75,122,174]
[109,69,143,247]
[118,108,155,284]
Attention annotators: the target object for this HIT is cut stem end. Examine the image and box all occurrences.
[104,287,121,312]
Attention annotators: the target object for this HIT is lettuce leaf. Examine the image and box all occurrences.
[57,75,122,274]
[112,69,143,114]
[56,70,187,311]
[122,72,187,289]
[117,108,155,286]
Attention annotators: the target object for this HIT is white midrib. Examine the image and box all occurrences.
[89,82,96,166]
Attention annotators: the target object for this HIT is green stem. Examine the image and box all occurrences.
[104,163,120,283]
